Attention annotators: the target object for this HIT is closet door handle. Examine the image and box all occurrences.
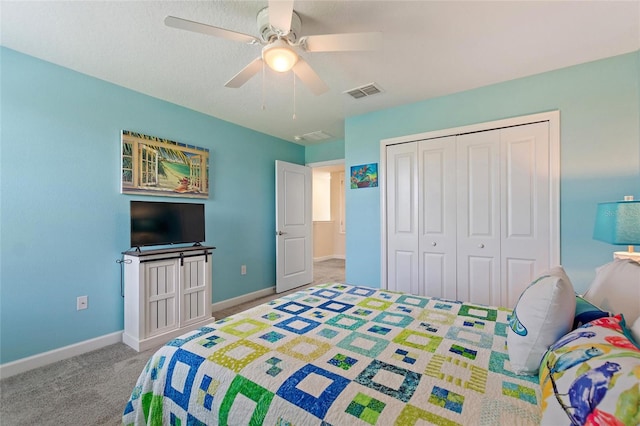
[478,243,485,249]
[431,242,437,247]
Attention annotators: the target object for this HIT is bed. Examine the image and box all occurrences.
[122,283,542,425]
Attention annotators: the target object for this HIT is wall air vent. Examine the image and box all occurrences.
[344,83,383,99]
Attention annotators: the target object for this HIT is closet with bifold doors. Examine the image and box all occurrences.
[383,113,560,308]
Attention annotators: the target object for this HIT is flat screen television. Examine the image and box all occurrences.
[130,201,205,248]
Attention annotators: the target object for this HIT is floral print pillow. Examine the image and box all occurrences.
[539,315,640,426]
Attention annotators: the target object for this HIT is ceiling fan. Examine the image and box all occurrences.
[165,0,381,95]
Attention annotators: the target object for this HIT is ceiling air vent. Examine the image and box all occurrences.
[297,130,333,142]
[344,83,383,99]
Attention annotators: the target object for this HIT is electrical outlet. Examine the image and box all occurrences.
[241,265,247,275]
[77,295,88,310]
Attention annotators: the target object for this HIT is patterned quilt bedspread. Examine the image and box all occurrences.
[123,283,541,425]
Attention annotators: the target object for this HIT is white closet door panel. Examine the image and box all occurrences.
[390,250,418,294]
[386,143,419,294]
[458,133,499,239]
[504,258,536,308]
[421,145,449,235]
[504,139,534,237]
[500,122,550,307]
[461,255,498,306]
[457,130,500,305]
[423,253,446,298]
[419,137,457,299]
[393,154,416,234]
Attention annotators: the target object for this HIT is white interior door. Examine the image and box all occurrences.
[276,160,313,293]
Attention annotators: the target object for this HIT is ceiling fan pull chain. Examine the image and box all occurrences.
[292,72,297,120]
[261,61,266,111]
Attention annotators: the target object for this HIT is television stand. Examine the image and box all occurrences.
[121,245,215,351]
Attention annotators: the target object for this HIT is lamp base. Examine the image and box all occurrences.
[613,251,640,263]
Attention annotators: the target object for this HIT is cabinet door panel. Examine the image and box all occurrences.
[146,260,178,336]
[181,256,210,326]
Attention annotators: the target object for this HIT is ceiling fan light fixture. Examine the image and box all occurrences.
[262,39,298,72]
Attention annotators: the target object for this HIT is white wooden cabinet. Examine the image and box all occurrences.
[122,246,214,351]
[385,118,558,308]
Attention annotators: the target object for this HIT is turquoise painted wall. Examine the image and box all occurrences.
[345,52,640,293]
[0,48,304,364]
[305,139,345,164]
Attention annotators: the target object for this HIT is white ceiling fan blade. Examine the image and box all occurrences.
[268,0,294,35]
[292,58,329,95]
[225,57,264,88]
[165,16,260,45]
[301,32,382,52]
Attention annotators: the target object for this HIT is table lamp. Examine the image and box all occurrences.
[593,195,640,261]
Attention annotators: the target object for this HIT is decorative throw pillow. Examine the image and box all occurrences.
[583,259,640,324]
[573,295,610,329]
[507,266,576,375]
[539,315,640,425]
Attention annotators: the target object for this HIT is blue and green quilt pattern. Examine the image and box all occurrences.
[123,284,541,425]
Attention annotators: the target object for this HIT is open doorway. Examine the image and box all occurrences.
[309,160,346,284]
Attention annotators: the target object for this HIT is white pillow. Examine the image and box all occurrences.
[583,259,640,324]
[507,266,576,375]
[631,316,640,344]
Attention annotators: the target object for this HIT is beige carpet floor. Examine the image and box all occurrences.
[0,259,345,425]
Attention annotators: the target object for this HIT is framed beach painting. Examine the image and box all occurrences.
[121,130,209,199]
[350,163,378,189]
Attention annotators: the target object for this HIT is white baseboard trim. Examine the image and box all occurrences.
[313,255,345,261]
[211,286,276,312]
[0,331,123,379]
[1,282,341,379]
[313,255,333,261]
[122,318,215,352]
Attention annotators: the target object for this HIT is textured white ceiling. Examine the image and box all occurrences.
[2,1,639,145]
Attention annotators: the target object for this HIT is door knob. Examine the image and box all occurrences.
[431,242,437,246]
[478,243,485,248]
[276,231,287,236]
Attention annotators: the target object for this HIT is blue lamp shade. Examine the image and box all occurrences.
[593,201,640,245]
